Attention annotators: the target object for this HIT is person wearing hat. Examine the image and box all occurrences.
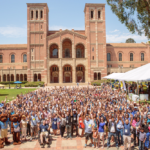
[20,115,27,141]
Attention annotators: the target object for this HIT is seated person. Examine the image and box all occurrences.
[38,120,50,145]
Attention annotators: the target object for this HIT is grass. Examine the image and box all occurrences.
[0,88,37,102]
[4,84,25,88]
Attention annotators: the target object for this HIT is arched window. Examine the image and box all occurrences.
[141,53,144,61]
[0,55,3,63]
[91,10,94,19]
[107,53,111,61]
[130,53,133,61]
[31,10,33,19]
[11,54,15,63]
[36,10,38,19]
[23,54,27,62]
[52,49,58,58]
[119,53,122,61]
[76,49,81,58]
[65,49,70,58]
[40,10,43,19]
[98,11,101,19]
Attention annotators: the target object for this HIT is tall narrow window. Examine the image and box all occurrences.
[23,54,27,62]
[91,11,94,19]
[11,54,15,63]
[31,10,33,19]
[76,49,81,58]
[41,35,42,39]
[119,53,122,61]
[52,49,58,58]
[92,47,94,51]
[0,55,3,63]
[40,10,43,19]
[92,56,94,60]
[36,10,38,19]
[130,53,133,61]
[65,49,70,58]
[141,53,144,61]
[107,53,111,61]
[98,11,101,19]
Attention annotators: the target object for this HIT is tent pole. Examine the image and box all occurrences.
[137,81,139,95]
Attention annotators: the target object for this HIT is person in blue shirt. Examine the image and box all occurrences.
[38,120,50,145]
[84,114,94,148]
[123,118,132,150]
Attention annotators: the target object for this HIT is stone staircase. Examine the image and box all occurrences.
[47,82,88,86]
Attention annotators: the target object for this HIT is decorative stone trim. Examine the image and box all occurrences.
[90,20,103,23]
[0,47,27,50]
[30,44,44,46]
[47,29,87,40]
[98,60,104,62]
[30,31,44,34]
[107,61,148,64]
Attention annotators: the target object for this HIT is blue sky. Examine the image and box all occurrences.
[0,0,148,44]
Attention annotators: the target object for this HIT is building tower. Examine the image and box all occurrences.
[27,3,49,82]
[84,3,107,81]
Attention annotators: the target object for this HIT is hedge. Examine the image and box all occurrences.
[0,81,28,84]
[24,81,44,87]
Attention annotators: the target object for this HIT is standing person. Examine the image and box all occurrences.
[131,116,137,146]
[20,115,27,141]
[93,127,98,148]
[107,116,118,149]
[123,119,132,150]
[57,113,66,138]
[51,113,58,135]
[139,127,146,150]
[30,112,38,141]
[71,109,78,137]
[145,126,150,150]
[78,112,85,137]
[84,114,94,148]
[26,115,31,137]
[116,114,124,146]
[66,111,72,139]
[98,117,106,148]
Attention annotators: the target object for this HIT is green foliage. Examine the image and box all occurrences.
[107,0,150,39]
[24,81,44,87]
[126,38,136,43]
[0,81,27,84]
[0,88,36,102]
[91,80,107,86]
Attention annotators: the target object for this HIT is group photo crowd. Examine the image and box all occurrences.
[0,84,150,150]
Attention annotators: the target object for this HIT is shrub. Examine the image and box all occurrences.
[24,81,44,87]
[0,81,28,84]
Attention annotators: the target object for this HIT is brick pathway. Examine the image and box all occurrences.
[2,133,138,150]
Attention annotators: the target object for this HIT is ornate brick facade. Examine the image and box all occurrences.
[0,3,149,84]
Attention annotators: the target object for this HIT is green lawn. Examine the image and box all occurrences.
[0,88,37,102]
[4,84,25,88]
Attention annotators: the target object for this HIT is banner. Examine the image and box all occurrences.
[120,80,126,91]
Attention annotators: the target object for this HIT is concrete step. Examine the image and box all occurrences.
[47,82,88,86]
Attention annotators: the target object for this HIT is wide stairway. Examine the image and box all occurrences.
[47,82,88,86]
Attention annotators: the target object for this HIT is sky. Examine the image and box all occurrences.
[0,0,148,44]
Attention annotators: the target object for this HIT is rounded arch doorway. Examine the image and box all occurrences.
[63,64,72,83]
[76,64,85,82]
[50,65,59,83]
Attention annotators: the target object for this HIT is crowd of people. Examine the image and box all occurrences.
[0,84,150,150]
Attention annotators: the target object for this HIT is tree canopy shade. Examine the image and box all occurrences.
[126,38,136,43]
[107,0,150,39]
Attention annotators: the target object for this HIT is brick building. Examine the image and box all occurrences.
[0,3,149,84]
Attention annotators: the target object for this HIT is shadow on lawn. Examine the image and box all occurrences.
[0,94,9,96]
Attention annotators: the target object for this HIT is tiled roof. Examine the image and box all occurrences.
[106,43,147,48]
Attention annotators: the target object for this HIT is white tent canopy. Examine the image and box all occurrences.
[108,63,150,82]
[103,73,124,80]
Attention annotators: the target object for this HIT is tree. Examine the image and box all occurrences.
[107,0,150,39]
[126,38,136,43]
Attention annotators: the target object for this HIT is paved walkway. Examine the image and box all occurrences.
[3,133,138,150]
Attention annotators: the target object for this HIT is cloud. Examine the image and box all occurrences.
[49,25,84,30]
[109,29,119,33]
[106,32,148,43]
[0,26,27,38]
